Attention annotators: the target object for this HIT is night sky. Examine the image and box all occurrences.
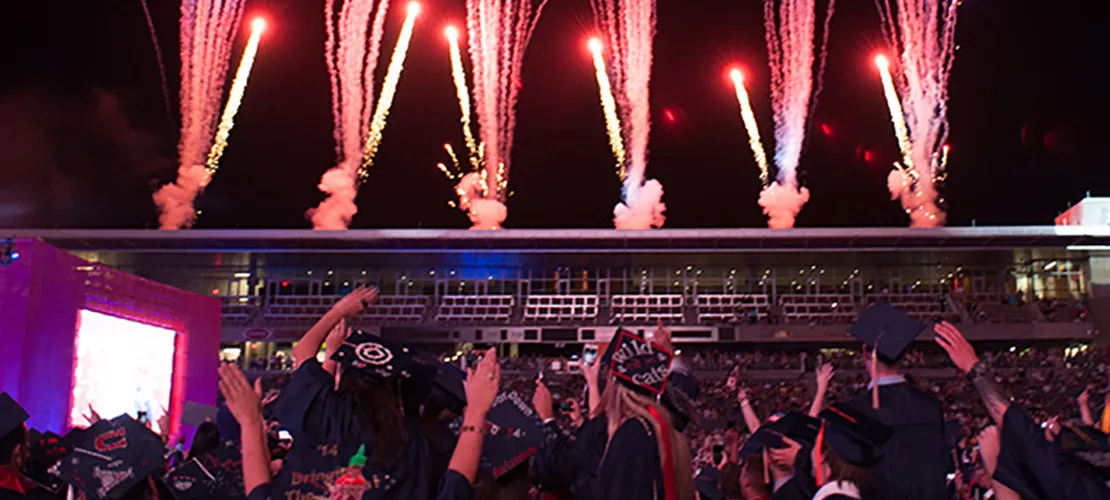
[1,0,1107,229]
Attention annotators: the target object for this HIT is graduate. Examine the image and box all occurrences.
[267,287,439,500]
[592,328,694,500]
[54,415,167,500]
[0,392,59,500]
[810,403,892,500]
[844,301,948,500]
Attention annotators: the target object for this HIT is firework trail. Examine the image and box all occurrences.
[729,70,771,185]
[587,39,627,181]
[205,19,266,177]
[446,27,480,170]
[753,0,836,229]
[139,0,173,125]
[590,0,664,229]
[153,0,248,230]
[361,3,421,174]
[875,0,958,227]
[452,0,547,230]
[311,0,421,230]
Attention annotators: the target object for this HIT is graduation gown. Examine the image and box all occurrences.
[592,417,666,500]
[434,470,473,500]
[269,359,436,500]
[773,446,818,500]
[845,382,947,500]
[532,414,608,497]
[993,405,1110,500]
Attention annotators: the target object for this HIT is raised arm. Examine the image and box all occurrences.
[292,287,377,369]
[934,322,1011,426]
[218,363,270,496]
[808,363,834,417]
[1078,387,1095,427]
[737,388,762,433]
[448,348,499,485]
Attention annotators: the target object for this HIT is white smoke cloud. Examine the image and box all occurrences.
[887,168,910,201]
[614,179,666,230]
[758,182,810,229]
[308,164,361,230]
[152,164,207,230]
[454,172,506,230]
[886,168,946,227]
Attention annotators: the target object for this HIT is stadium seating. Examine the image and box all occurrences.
[435,295,514,322]
[611,294,684,323]
[779,294,857,323]
[523,295,599,322]
[264,295,426,323]
[696,294,769,322]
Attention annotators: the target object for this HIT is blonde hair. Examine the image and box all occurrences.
[603,380,695,500]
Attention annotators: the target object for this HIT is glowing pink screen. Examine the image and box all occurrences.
[70,309,177,433]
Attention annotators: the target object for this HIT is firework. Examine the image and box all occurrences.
[205,19,266,178]
[360,2,421,177]
[729,69,771,186]
[444,0,547,230]
[875,0,959,227]
[587,38,627,181]
[311,0,421,230]
[590,0,665,229]
[153,0,249,230]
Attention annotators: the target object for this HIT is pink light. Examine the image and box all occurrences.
[663,109,676,123]
[820,124,833,137]
[210,288,220,295]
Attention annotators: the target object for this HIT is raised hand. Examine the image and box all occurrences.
[1079,387,1090,407]
[816,363,835,391]
[332,287,378,318]
[325,318,350,357]
[533,378,554,421]
[933,321,980,374]
[651,319,674,354]
[466,348,500,417]
[218,363,263,427]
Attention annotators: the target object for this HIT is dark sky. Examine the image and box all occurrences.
[1,0,1107,229]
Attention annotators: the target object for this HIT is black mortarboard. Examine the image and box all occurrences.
[849,301,927,364]
[182,402,219,428]
[479,391,544,478]
[661,372,700,432]
[331,331,418,381]
[56,415,166,500]
[433,362,468,413]
[694,466,724,500]
[0,392,29,437]
[30,430,70,464]
[738,412,821,459]
[23,429,69,494]
[817,403,892,467]
[163,459,218,499]
[1058,421,1110,480]
[63,426,89,451]
[608,330,673,395]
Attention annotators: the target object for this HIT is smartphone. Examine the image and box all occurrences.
[583,345,599,367]
[712,445,725,464]
[946,473,956,481]
[466,351,484,367]
[278,430,292,441]
[557,401,575,413]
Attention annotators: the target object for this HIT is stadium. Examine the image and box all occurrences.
[12,224,1108,371]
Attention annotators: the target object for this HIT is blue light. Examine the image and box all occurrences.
[9,252,18,260]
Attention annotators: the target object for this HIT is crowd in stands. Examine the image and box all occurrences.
[4,286,1108,500]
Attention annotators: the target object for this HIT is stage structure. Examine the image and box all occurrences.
[0,239,220,436]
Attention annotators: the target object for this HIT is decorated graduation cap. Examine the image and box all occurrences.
[608,330,674,395]
[817,403,893,467]
[55,415,166,500]
[661,371,700,432]
[849,301,928,364]
[332,331,416,380]
[694,466,724,500]
[739,412,821,459]
[479,390,544,478]
[0,392,28,438]
[23,429,70,494]
[163,440,246,500]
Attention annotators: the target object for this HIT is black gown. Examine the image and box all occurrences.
[532,414,608,497]
[592,417,666,500]
[994,405,1110,500]
[773,445,818,500]
[845,382,948,500]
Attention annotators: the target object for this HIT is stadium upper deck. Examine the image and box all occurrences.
[12,226,1109,346]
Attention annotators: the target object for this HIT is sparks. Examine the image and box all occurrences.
[446,24,481,170]
[875,54,914,171]
[360,2,422,178]
[588,38,627,180]
[204,18,265,181]
[729,69,771,186]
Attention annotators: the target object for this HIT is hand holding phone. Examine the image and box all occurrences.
[583,345,599,367]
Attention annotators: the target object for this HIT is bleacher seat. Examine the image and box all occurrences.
[779,294,856,323]
[696,294,770,322]
[524,295,599,322]
[874,293,945,320]
[612,294,684,323]
[265,295,427,323]
[221,296,257,325]
[436,295,514,322]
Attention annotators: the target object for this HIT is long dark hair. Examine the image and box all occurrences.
[339,372,409,469]
[187,422,220,460]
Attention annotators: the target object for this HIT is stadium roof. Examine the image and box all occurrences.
[10,227,1110,254]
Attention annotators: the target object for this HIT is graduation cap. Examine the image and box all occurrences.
[22,429,70,494]
[738,412,821,459]
[694,466,724,500]
[55,415,166,500]
[163,459,218,499]
[608,330,673,395]
[332,331,421,381]
[431,362,468,414]
[849,301,928,364]
[661,372,700,432]
[817,403,893,467]
[0,392,28,438]
[479,390,544,478]
[29,430,71,464]
[182,402,219,428]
